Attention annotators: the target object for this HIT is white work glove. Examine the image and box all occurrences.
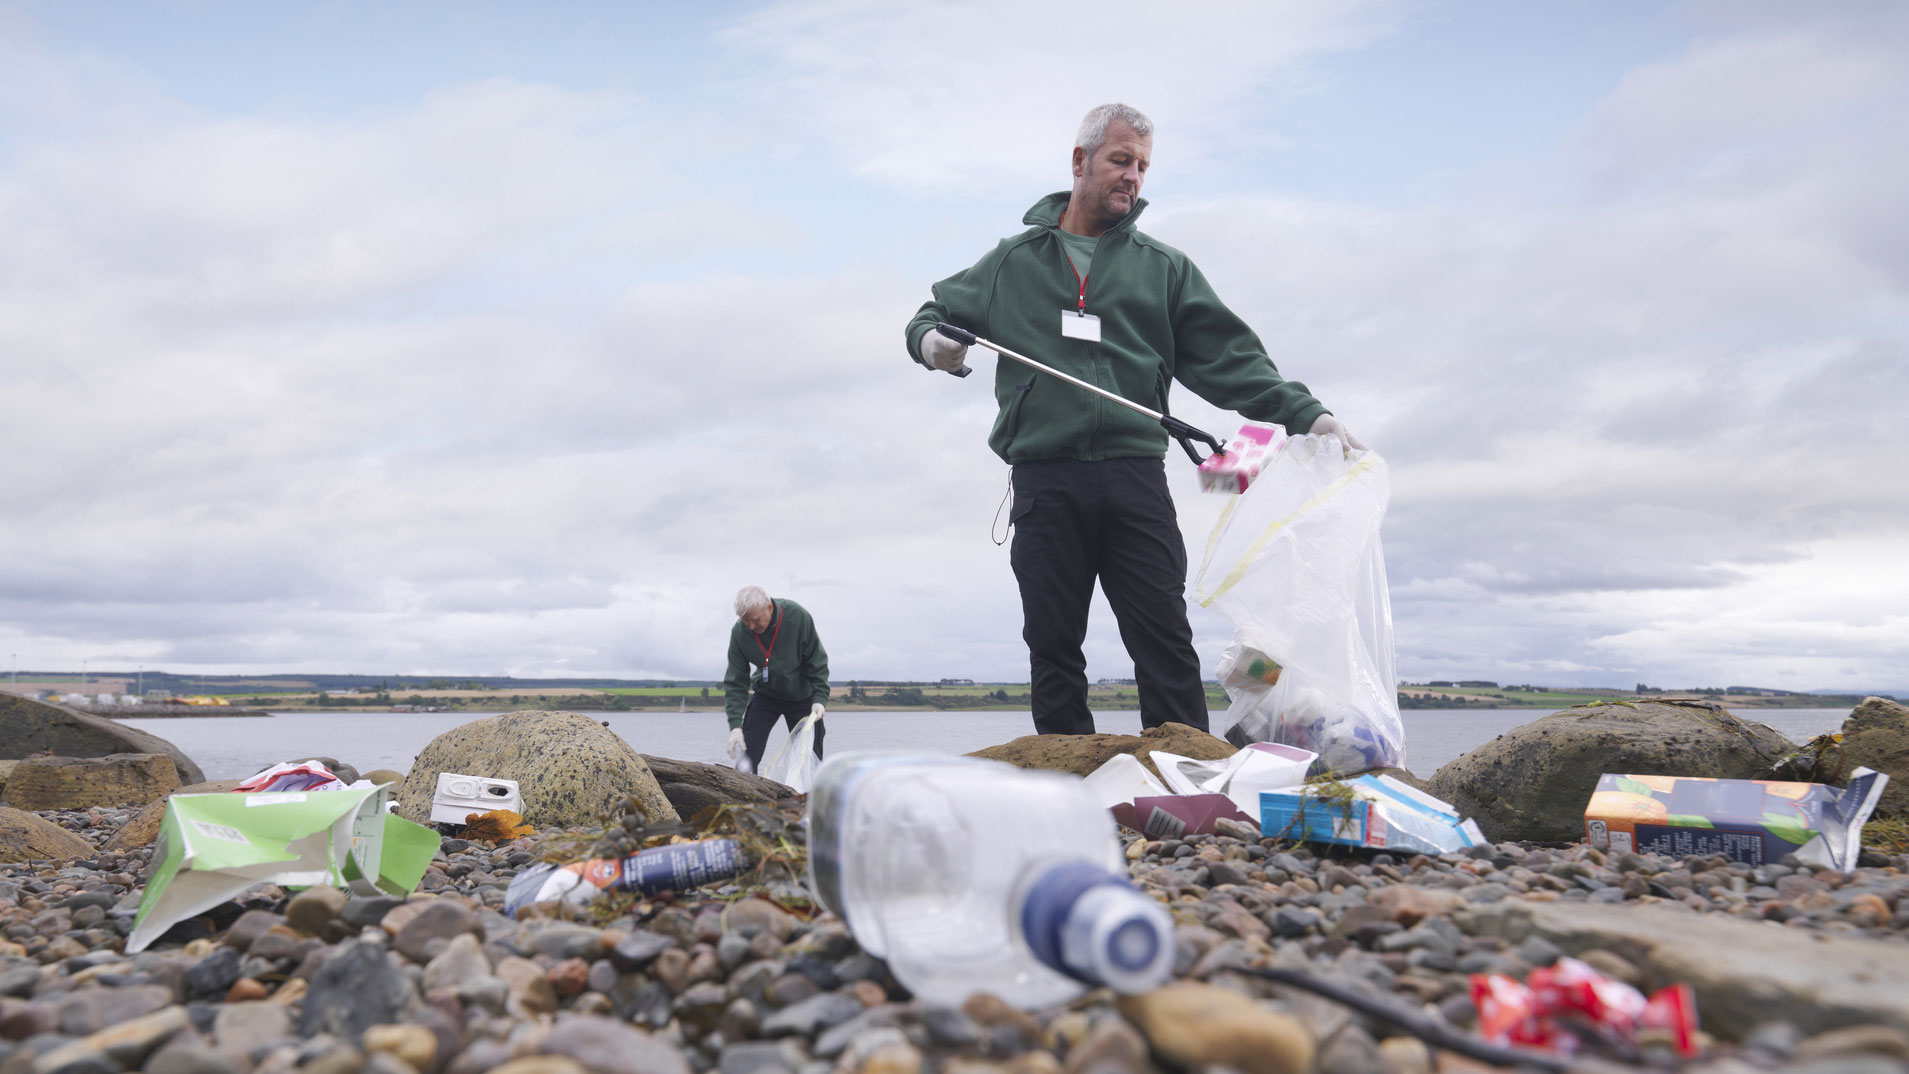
[809,703,826,722]
[919,330,970,375]
[1309,414,1368,452]
[726,727,745,755]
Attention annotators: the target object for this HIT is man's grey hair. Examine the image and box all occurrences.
[734,585,771,617]
[1075,103,1154,160]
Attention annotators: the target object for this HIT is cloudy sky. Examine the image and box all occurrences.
[3,1,1904,693]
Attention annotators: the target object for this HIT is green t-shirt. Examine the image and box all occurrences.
[1053,226,1096,283]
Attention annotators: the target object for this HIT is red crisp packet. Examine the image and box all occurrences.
[1472,972,1563,1052]
[1471,957,1699,1059]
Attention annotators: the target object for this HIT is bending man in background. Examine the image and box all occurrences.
[723,586,829,770]
[904,102,1365,736]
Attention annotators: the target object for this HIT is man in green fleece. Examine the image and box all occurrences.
[905,102,1365,736]
[724,585,829,770]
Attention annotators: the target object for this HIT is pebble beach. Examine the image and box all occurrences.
[3,799,1907,1074]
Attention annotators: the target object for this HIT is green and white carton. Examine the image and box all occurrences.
[126,785,438,953]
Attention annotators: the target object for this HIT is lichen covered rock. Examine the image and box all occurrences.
[1842,695,1909,820]
[396,710,678,829]
[1429,699,1794,842]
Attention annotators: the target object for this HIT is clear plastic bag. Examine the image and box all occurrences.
[760,711,822,793]
[1194,433,1404,775]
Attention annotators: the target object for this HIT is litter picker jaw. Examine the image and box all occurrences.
[932,322,1228,467]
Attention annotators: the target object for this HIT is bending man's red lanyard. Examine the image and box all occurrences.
[753,602,783,684]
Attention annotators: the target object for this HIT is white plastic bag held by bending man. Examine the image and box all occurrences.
[1194,432,1403,775]
[760,710,822,794]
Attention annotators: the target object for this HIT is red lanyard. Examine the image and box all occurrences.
[1063,250,1088,313]
[753,602,783,669]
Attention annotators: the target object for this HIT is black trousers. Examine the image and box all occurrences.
[741,691,825,769]
[1009,457,1209,735]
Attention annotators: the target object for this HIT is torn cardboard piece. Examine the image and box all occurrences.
[126,785,438,953]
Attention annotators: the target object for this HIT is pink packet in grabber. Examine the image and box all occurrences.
[1197,422,1286,494]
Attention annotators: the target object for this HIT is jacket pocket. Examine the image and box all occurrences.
[1001,376,1036,451]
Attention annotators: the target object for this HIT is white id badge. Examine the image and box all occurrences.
[1060,310,1101,342]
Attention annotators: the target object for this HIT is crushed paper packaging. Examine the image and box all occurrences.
[1150,742,1316,816]
[1082,753,1170,812]
[1583,767,1887,872]
[126,785,437,953]
[1259,774,1485,855]
[1197,422,1286,494]
[1090,743,1316,837]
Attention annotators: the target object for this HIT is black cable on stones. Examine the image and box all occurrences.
[1243,965,1573,1072]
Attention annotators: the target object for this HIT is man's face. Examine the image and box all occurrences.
[741,604,774,634]
[1072,120,1152,229]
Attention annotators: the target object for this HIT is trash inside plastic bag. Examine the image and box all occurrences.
[503,838,747,917]
[126,785,438,952]
[760,711,821,794]
[1473,956,1699,1058]
[1584,767,1889,872]
[233,760,347,793]
[1195,434,1404,775]
[1258,773,1485,855]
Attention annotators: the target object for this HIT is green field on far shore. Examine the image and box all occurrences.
[189,680,1878,714]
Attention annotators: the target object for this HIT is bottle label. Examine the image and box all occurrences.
[619,839,745,895]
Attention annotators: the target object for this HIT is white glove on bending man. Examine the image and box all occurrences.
[919,331,970,375]
[1308,414,1368,452]
[809,703,826,722]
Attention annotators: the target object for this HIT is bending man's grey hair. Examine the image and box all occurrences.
[1075,103,1154,159]
[734,585,771,617]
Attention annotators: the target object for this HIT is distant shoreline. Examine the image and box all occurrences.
[102,696,1868,717]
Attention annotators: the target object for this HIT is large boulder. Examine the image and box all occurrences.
[0,806,94,863]
[639,755,795,818]
[101,779,246,852]
[1,753,181,811]
[1842,696,1909,821]
[396,711,678,829]
[0,694,205,784]
[1429,700,1794,842]
[968,723,1237,779]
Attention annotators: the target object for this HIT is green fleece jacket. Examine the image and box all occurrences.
[906,193,1329,463]
[723,598,830,729]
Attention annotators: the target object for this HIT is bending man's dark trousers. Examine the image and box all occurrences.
[741,691,826,769]
[1009,457,1209,735]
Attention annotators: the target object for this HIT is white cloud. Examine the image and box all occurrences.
[716,0,1401,193]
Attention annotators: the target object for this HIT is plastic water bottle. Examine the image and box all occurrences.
[806,754,1173,1008]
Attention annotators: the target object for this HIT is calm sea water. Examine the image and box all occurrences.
[116,707,1855,782]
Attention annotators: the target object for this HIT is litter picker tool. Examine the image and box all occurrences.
[933,322,1226,467]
